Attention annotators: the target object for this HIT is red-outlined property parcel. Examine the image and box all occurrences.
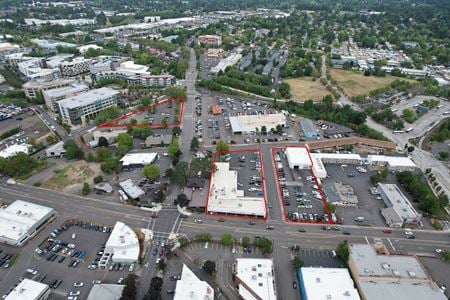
[271,145,332,224]
[206,149,268,220]
[98,97,184,129]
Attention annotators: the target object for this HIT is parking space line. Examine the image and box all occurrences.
[365,236,370,244]
[388,238,396,251]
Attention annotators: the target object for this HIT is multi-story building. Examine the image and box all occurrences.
[140,74,176,87]
[89,56,128,74]
[198,35,222,46]
[232,258,276,300]
[60,57,91,77]
[23,78,75,99]
[43,83,89,112]
[58,87,120,125]
[93,71,176,87]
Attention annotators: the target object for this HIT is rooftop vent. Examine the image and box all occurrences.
[393,270,400,276]
[316,278,321,283]
[327,294,332,299]
[258,283,263,287]
[382,263,390,270]
[408,271,416,278]
[344,291,351,296]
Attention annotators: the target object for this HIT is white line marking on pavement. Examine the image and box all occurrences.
[365,236,370,244]
[388,238,396,251]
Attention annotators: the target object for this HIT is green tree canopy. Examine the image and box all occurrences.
[143,164,160,180]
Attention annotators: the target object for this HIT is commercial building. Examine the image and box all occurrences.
[0,42,20,54]
[229,113,286,134]
[233,258,276,300]
[210,53,243,74]
[58,87,120,125]
[120,152,158,168]
[377,183,421,227]
[116,60,149,75]
[93,70,176,87]
[60,57,92,77]
[145,134,172,147]
[348,243,446,300]
[298,267,360,300]
[100,221,140,267]
[90,56,128,74]
[367,155,416,172]
[45,141,65,158]
[286,147,312,169]
[174,264,214,300]
[30,38,77,51]
[5,279,50,300]
[207,162,266,218]
[45,53,74,69]
[78,44,103,54]
[0,144,30,158]
[0,200,55,246]
[43,83,89,112]
[119,179,145,200]
[300,119,319,138]
[198,35,222,46]
[87,284,124,300]
[23,78,75,99]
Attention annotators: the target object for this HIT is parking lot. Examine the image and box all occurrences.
[272,148,329,224]
[116,99,182,127]
[18,218,133,300]
[295,248,345,268]
[195,92,299,146]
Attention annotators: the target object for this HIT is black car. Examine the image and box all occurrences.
[52,280,62,289]
[298,228,306,232]
[342,231,351,235]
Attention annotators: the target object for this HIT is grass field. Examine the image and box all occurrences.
[329,69,406,98]
[284,77,331,101]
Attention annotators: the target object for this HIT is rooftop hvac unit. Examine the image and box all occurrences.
[316,277,321,283]
[344,291,351,296]
[327,294,332,299]
[408,271,416,278]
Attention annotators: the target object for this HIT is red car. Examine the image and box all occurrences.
[383,229,392,234]
[217,218,225,222]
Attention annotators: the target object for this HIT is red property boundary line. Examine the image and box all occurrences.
[271,146,332,225]
[205,148,268,221]
[98,97,185,129]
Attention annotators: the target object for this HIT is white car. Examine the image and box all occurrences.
[92,280,102,284]
[193,219,202,223]
[117,278,124,284]
[69,291,80,296]
[26,268,38,275]
[73,282,84,287]
[129,264,135,272]
[435,249,443,254]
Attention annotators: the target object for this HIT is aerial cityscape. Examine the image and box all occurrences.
[0,0,449,299]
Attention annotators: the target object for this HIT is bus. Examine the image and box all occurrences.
[393,130,405,134]
[406,127,414,133]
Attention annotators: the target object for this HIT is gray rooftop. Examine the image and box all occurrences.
[378,183,420,221]
[119,179,145,199]
[43,83,88,98]
[87,284,124,300]
[300,119,317,134]
[58,87,119,109]
[359,280,446,300]
[349,244,428,279]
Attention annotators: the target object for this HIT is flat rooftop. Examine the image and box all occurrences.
[229,113,286,133]
[5,279,48,300]
[174,264,214,300]
[359,281,446,300]
[368,155,416,168]
[208,162,266,217]
[58,87,119,109]
[118,179,145,199]
[105,221,139,263]
[120,152,158,166]
[299,267,360,300]
[43,83,88,98]
[378,183,420,220]
[285,147,312,167]
[0,200,54,243]
[235,258,276,300]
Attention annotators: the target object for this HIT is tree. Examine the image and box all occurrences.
[172,126,181,136]
[190,137,199,152]
[144,277,163,300]
[215,140,229,152]
[117,133,133,151]
[195,233,212,242]
[202,260,216,275]
[46,135,56,144]
[336,240,349,263]
[63,140,84,160]
[98,136,109,148]
[101,157,122,174]
[261,125,267,135]
[162,117,168,128]
[326,202,336,213]
[96,147,112,162]
[93,175,103,184]
[96,12,107,26]
[276,124,283,134]
[438,151,449,160]
[254,237,273,254]
[221,234,234,246]
[370,173,381,184]
[291,256,304,269]
[168,140,181,158]
[174,193,190,207]
[442,250,450,262]
[242,236,251,247]
[171,161,189,185]
[120,274,137,300]
[82,183,90,196]
[143,164,160,180]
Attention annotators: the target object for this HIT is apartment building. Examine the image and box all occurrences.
[43,83,89,112]
[198,35,222,46]
[58,87,120,125]
[60,57,91,77]
[23,78,75,99]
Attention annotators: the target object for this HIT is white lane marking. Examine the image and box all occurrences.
[365,236,370,244]
[388,238,396,251]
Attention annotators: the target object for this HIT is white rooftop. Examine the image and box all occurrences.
[78,44,103,54]
[229,113,286,133]
[105,221,139,263]
[358,281,446,300]
[0,200,54,244]
[58,87,119,109]
[285,147,312,168]
[118,179,145,200]
[87,284,124,300]
[300,267,361,300]
[5,279,49,300]
[117,61,149,75]
[235,258,276,300]
[378,183,421,221]
[43,83,88,98]
[367,155,416,168]
[208,162,266,217]
[60,56,91,65]
[0,144,30,158]
[174,264,214,300]
[120,152,158,166]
